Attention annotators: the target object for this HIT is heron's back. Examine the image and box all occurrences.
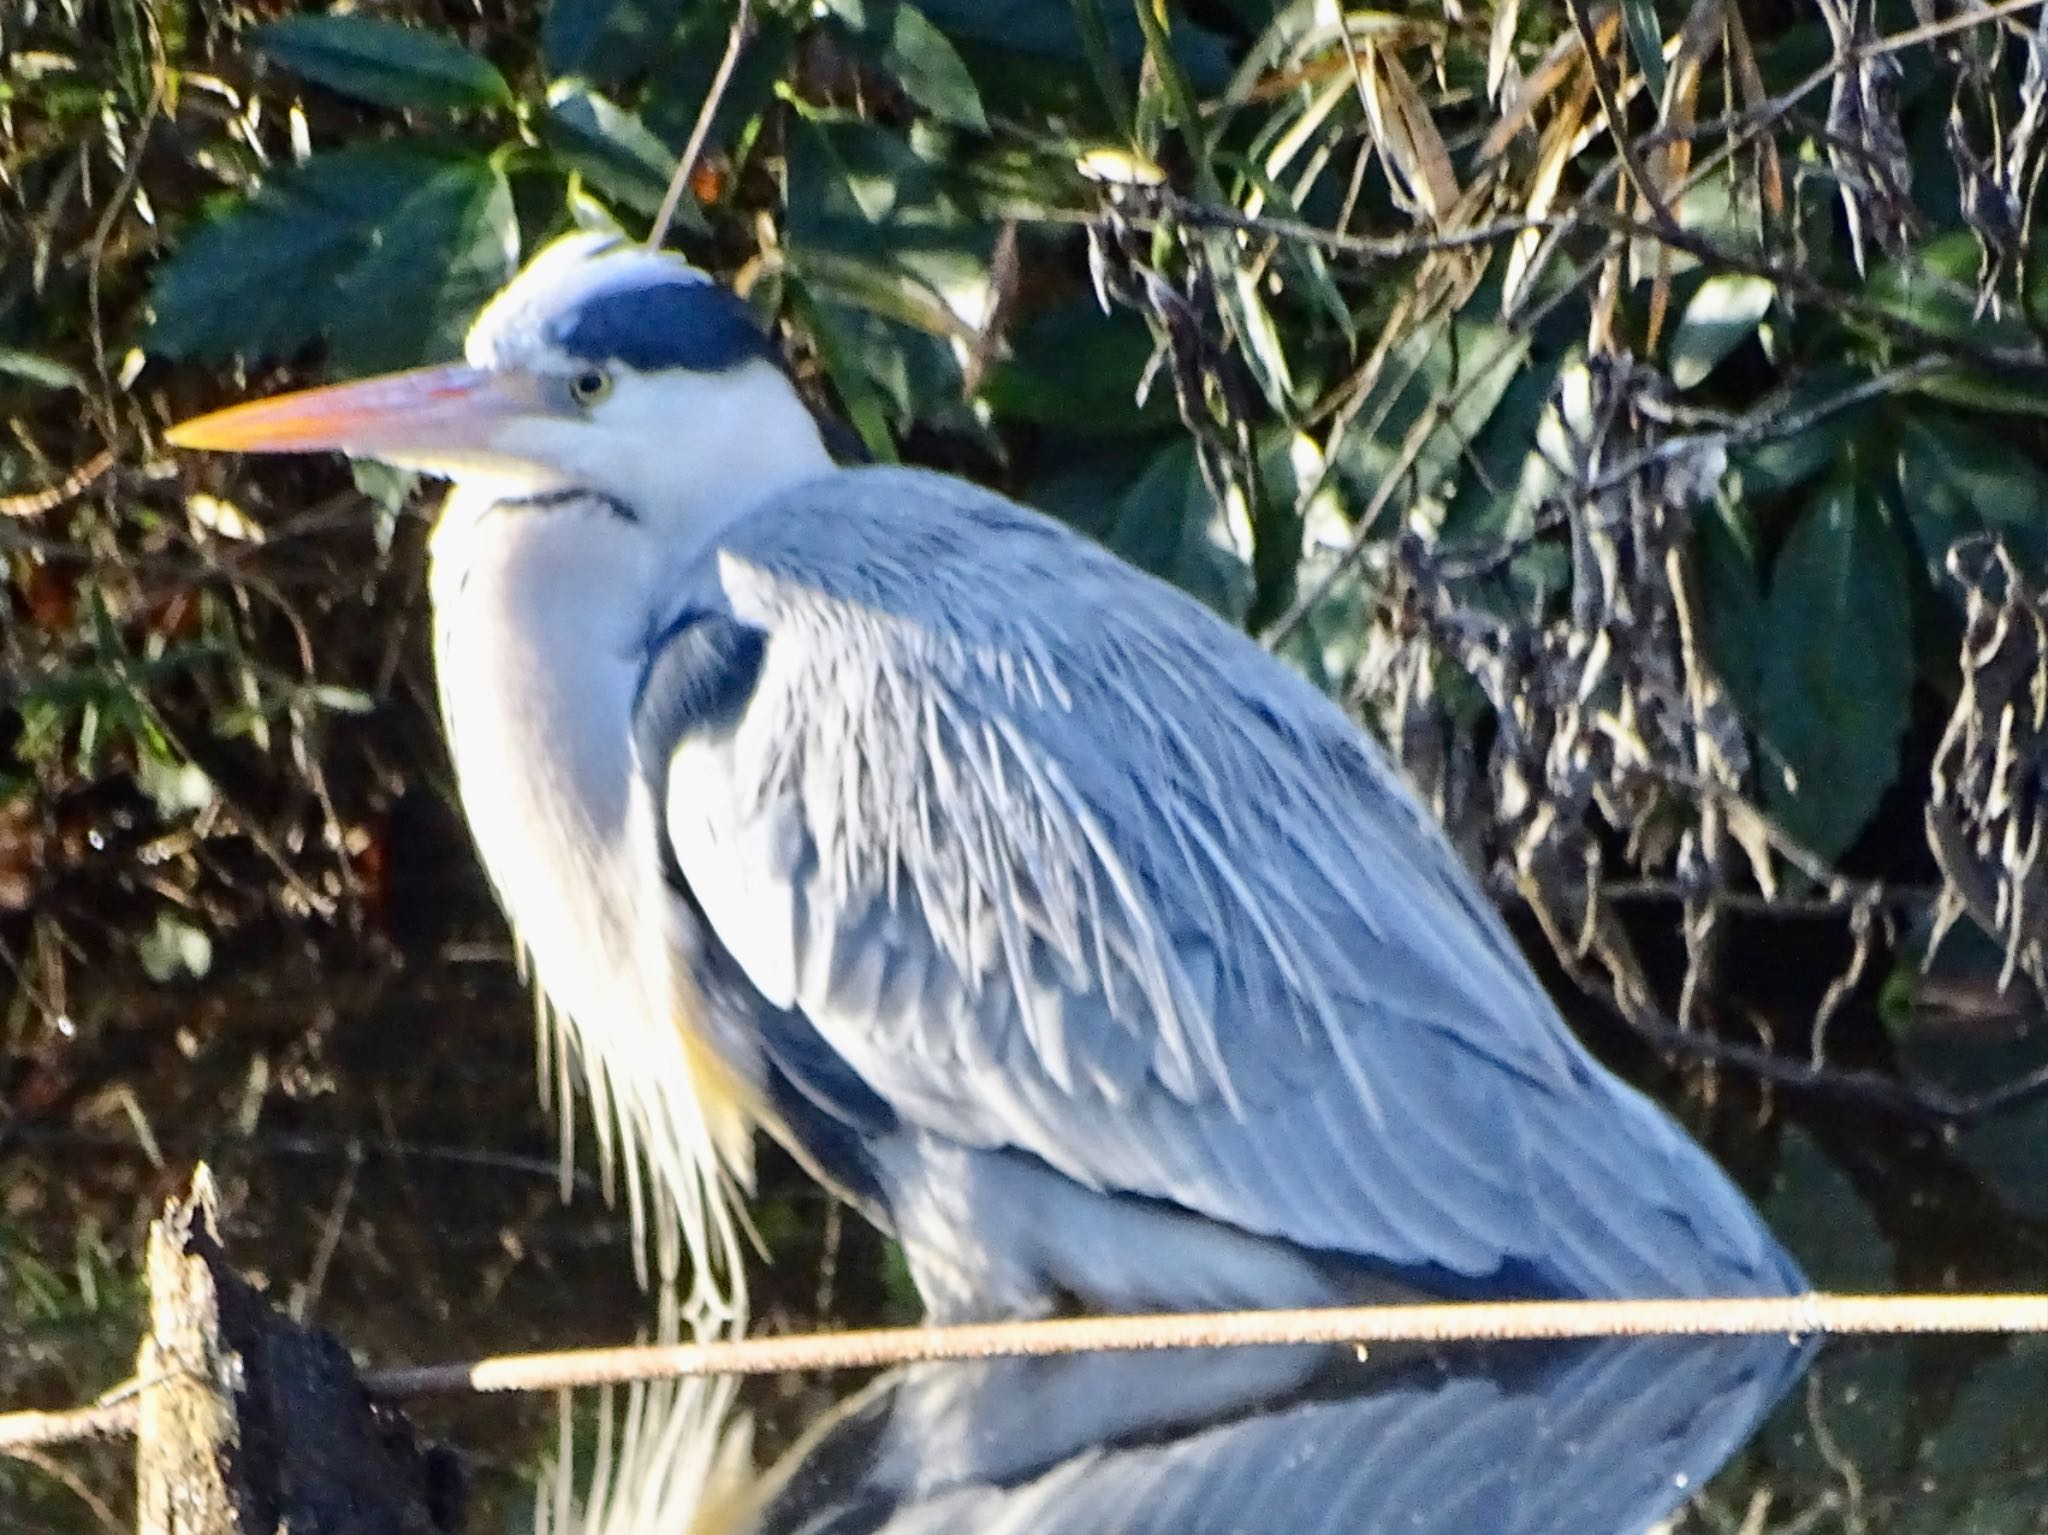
[636,466,1804,1314]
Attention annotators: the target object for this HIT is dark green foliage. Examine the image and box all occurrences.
[254,15,514,112]
[820,0,987,131]
[149,146,518,371]
[9,0,2048,1037]
[1756,479,1915,861]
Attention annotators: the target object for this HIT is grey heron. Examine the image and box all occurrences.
[167,231,1804,1323]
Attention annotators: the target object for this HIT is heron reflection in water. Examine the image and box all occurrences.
[536,1333,1811,1535]
[168,232,1803,1323]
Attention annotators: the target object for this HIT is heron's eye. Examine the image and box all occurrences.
[568,369,613,407]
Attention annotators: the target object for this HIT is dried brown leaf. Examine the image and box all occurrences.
[1638,0,1722,349]
[1589,180,1626,353]
[1653,0,1722,210]
[1722,5,1783,217]
[1381,46,1460,217]
[1359,43,1459,222]
[1504,64,1594,312]
[1478,25,1587,163]
[1488,0,1525,103]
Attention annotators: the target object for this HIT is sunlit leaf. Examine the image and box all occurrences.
[782,113,990,429]
[1503,64,1593,312]
[1669,273,1772,389]
[185,492,265,543]
[0,347,87,392]
[1756,480,1913,860]
[542,81,694,222]
[1479,27,1587,162]
[1487,0,1524,101]
[146,146,515,372]
[138,911,213,982]
[1229,264,1298,411]
[254,15,511,112]
[1358,43,1457,221]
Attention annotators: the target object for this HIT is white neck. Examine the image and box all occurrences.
[636,363,838,585]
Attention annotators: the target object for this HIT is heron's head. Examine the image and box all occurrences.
[166,231,830,526]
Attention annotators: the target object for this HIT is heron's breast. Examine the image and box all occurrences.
[432,502,766,1163]
[431,512,652,1032]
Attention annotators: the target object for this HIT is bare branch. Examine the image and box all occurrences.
[648,0,755,251]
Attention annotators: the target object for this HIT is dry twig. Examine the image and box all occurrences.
[8,1290,2048,1460]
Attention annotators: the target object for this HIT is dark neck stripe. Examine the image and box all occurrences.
[494,487,639,523]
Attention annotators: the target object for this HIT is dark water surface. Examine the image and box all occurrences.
[4,925,2047,1533]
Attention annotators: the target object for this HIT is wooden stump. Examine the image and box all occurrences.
[134,1168,465,1535]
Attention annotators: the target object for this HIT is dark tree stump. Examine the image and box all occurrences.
[134,1168,466,1535]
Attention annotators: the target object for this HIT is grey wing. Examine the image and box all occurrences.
[658,466,1794,1299]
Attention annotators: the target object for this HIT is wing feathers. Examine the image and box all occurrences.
[651,469,1796,1298]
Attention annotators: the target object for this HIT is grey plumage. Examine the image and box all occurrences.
[167,232,1804,1324]
[648,467,1800,1313]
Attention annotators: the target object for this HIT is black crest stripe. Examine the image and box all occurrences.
[554,282,776,373]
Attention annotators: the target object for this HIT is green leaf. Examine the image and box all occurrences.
[1760,1130,1890,1292]
[1867,232,2032,350]
[0,347,87,392]
[542,81,697,223]
[1908,363,2048,417]
[1695,498,1766,713]
[824,0,987,131]
[790,287,899,461]
[147,146,516,371]
[1669,274,1773,390]
[254,16,511,112]
[640,10,793,153]
[782,115,990,432]
[150,147,436,362]
[1620,0,1667,105]
[328,158,519,373]
[1440,345,1565,542]
[1890,411,2048,589]
[1756,480,1914,861]
[978,298,1170,434]
[1726,366,1874,503]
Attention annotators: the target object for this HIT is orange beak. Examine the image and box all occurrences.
[166,363,542,467]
